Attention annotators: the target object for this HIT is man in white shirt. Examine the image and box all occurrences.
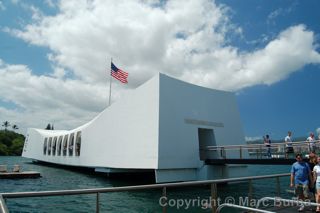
[307,132,316,152]
[285,131,294,157]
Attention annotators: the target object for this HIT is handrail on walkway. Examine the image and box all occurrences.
[0,196,9,213]
[206,139,320,149]
[216,203,276,213]
[256,196,320,209]
[203,140,320,160]
[0,173,291,213]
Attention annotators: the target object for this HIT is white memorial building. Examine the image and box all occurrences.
[22,73,247,183]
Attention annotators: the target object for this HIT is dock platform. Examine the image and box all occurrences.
[0,171,41,179]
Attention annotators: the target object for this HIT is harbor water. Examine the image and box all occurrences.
[0,156,292,212]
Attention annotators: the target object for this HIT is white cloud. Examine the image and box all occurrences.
[268,8,283,21]
[10,0,20,5]
[45,0,56,8]
[267,1,298,25]
[7,0,232,87]
[245,136,262,142]
[29,5,44,21]
[1,0,320,133]
[0,60,114,132]
[186,24,320,90]
[7,0,320,90]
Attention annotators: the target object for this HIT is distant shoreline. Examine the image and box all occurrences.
[0,130,25,156]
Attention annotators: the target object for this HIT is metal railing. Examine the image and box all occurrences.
[204,140,320,159]
[0,173,290,213]
[256,197,320,209]
[0,196,8,213]
[217,203,276,213]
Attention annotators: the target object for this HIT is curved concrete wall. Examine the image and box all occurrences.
[23,75,160,169]
[22,73,246,182]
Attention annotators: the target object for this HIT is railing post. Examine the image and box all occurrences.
[0,195,9,213]
[259,146,262,159]
[284,144,288,159]
[162,187,167,213]
[211,183,217,213]
[248,180,253,207]
[96,192,100,213]
[240,146,242,159]
[276,177,280,197]
[220,147,226,159]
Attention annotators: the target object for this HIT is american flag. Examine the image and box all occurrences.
[111,62,128,84]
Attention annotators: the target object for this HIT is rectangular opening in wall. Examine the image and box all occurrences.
[75,131,81,157]
[68,133,74,156]
[52,137,57,156]
[48,137,52,155]
[63,135,68,156]
[57,136,63,156]
[43,138,48,155]
[198,128,216,160]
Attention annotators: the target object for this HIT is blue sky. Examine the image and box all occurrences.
[218,0,320,139]
[0,0,319,140]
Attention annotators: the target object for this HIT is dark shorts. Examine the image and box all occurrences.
[286,147,294,153]
[295,184,309,198]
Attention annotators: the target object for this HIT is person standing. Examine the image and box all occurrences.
[291,153,313,212]
[313,156,320,213]
[307,132,316,152]
[308,151,317,200]
[285,131,294,157]
[264,135,271,158]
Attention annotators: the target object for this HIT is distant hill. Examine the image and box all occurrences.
[0,130,25,156]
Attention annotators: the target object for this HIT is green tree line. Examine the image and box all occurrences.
[0,121,25,156]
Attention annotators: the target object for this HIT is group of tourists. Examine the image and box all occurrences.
[291,152,320,212]
[263,131,320,158]
[262,130,320,211]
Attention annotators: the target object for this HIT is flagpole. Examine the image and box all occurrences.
[108,58,113,106]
